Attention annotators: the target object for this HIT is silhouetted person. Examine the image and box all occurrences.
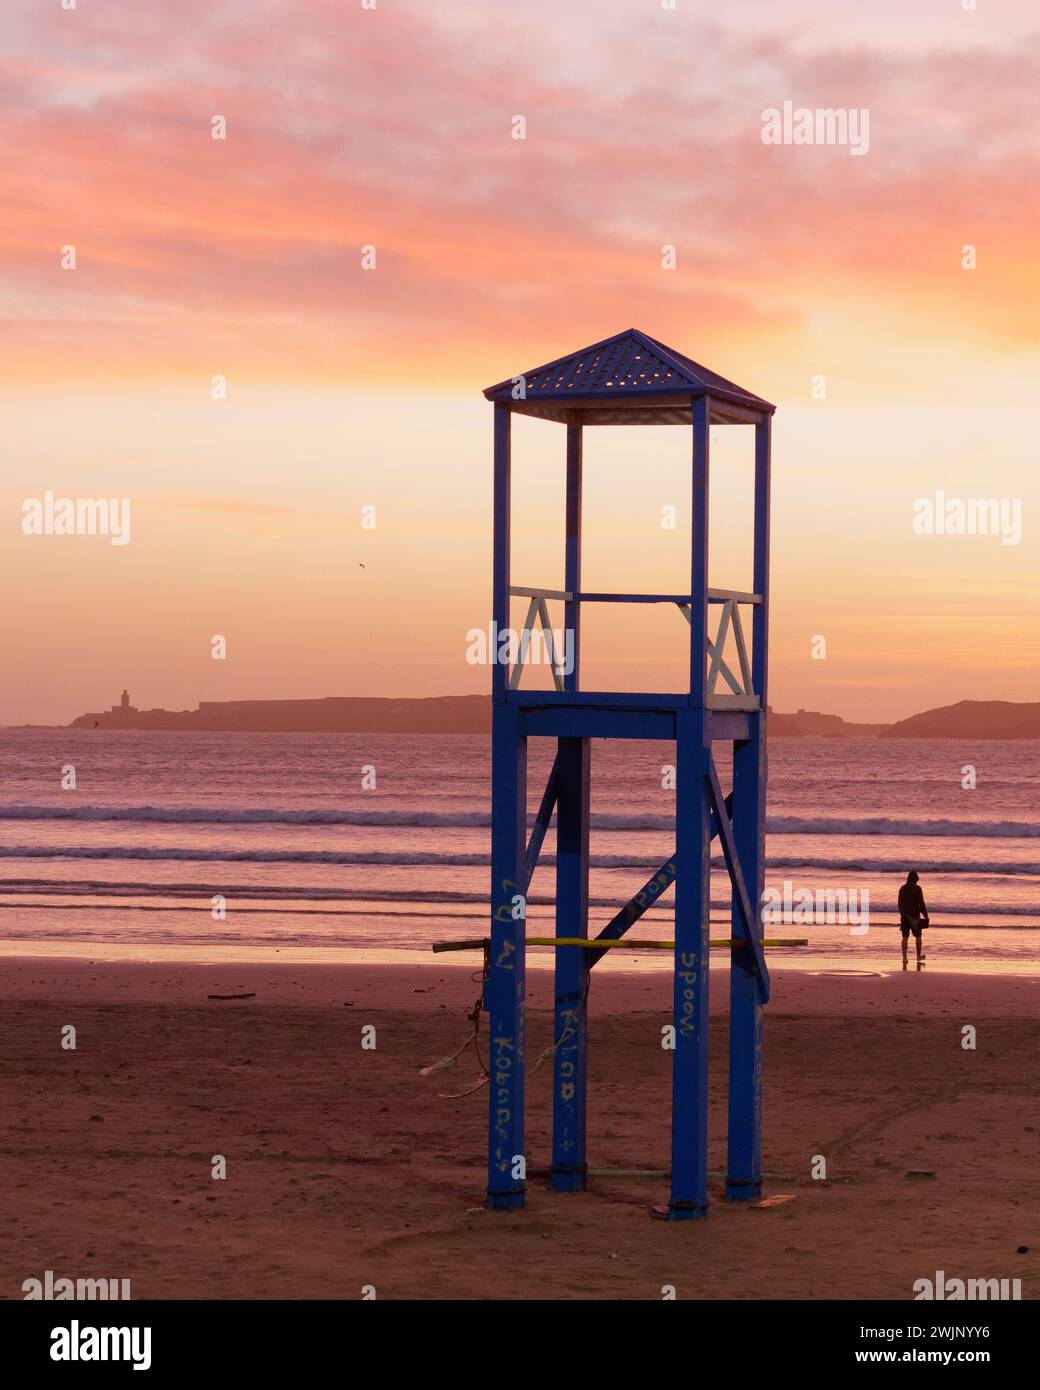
[898,870,929,968]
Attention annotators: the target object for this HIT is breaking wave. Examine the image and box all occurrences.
[1,804,1039,838]
[1,845,1039,874]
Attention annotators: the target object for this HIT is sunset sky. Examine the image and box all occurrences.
[3,0,1038,725]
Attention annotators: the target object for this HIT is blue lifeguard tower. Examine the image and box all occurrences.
[481,328,775,1220]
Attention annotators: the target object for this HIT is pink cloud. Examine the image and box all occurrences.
[0,1,1037,385]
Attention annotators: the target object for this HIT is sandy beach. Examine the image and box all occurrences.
[1,955,1036,1301]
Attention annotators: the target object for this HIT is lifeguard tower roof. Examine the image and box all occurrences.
[483,327,775,426]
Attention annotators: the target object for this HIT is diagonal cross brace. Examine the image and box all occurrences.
[704,755,770,1003]
[524,754,560,890]
[585,857,677,970]
[677,602,744,695]
[508,595,565,693]
[584,792,733,970]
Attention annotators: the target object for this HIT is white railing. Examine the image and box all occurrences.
[506,586,761,703]
[508,591,567,693]
[677,593,754,700]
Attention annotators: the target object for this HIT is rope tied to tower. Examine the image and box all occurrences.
[531,983,589,1077]
[420,939,595,1096]
[419,941,491,1098]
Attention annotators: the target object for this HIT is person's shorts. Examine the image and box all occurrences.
[900,915,924,938]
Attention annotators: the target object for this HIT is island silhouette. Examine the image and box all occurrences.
[37,691,1040,738]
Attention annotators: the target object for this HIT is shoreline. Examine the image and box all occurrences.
[0,938,1038,976]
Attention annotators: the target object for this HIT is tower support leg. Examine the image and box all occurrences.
[727,725,765,1199]
[669,709,711,1219]
[486,703,528,1210]
[551,736,591,1191]
[728,413,770,1199]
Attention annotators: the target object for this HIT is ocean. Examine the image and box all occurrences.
[1,729,1038,971]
